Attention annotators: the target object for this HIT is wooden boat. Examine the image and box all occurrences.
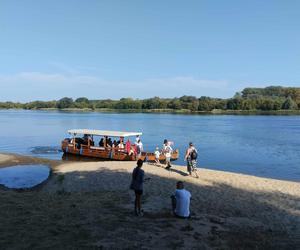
[61,129,179,162]
[146,150,179,162]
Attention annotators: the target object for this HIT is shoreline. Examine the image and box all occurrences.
[0,152,299,249]
[1,108,300,115]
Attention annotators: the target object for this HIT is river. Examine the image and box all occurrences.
[0,110,299,181]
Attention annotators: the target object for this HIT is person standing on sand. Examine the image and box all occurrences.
[130,159,149,216]
[154,147,161,165]
[163,141,173,170]
[184,142,198,177]
[171,181,191,218]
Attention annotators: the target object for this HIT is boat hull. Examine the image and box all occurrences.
[146,149,179,162]
[61,140,146,161]
[61,140,178,162]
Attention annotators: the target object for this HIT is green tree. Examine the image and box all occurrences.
[57,97,74,109]
[282,97,297,110]
[74,97,90,108]
[198,97,215,111]
[75,97,89,103]
[167,98,182,109]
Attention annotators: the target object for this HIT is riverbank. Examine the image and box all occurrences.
[1,107,300,115]
[0,153,299,249]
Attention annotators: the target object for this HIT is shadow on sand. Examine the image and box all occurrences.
[0,164,299,250]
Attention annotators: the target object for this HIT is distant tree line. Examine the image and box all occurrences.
[1,86,300,112]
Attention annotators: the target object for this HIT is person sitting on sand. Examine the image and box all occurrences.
[184,142,198,177]
[130,159,149,216]
[171,181,191,218]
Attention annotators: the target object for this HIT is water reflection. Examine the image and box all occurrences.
[30,146,62,155]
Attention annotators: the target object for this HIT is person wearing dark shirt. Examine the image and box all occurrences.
[130,159,148,216]
[99,138,104,147]
[107,138,113,147]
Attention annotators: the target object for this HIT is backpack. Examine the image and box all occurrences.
[190,149,198,160]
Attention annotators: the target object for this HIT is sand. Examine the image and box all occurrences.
[0,153,13,164]
[0,153,299,249]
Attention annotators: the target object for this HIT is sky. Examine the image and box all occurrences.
[0,0,300,102]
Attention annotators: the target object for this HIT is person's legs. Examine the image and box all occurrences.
[134,192,139,215]
[187,160,192,175]
[165,157,171,169]
[134,190,143,215]
[171,195,176,214]
[136,193,141,213]
[155,158,159,165]
[192,160,199,178]
[168,158,172,168]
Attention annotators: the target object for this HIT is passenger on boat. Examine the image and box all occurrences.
[83,134,89,145]
[82,134,93,146]
[135,135,140,144]
[125,139,131,154]
[113,140,118,148]
[103,136,109,147]
[117,137,125,150]
[107,138,113,148]
[99,138,104,147]
[118,142,125,150]
[128,145,136,156]
[136,139,143,156]
[75,137,84,149]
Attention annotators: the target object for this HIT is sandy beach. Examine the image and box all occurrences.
[0,153,299,249]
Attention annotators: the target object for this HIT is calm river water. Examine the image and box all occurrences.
[0,110,299,181]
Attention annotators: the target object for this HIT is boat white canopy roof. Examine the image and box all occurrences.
[68,129,142,137]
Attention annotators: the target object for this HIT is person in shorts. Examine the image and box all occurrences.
[184,142,198,177]
[164,142,173,170]
[130,159,148,216]
[154,147,161,165]
[171,181,191,218]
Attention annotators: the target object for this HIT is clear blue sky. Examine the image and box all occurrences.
[1,0,300,102]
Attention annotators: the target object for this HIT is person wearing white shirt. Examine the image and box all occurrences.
[154,147,160,165]
[135,135,140,144]
[171,181,191,218]
[136,139,143,156]
[163,141,173,169]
